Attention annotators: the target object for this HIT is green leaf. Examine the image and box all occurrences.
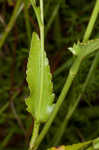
[69,39,99,58]
[25,32,55,122]
[48,138,99,150]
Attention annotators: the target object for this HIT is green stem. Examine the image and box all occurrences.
[33,56,82,150]
[39,0,44,51]
[40,0,44,25]
[45,2,60,38]
[83,0,99,42]
[28,120,40,150]
[0,102,9,115]
[45,0,62,38]
[38,0,45,121]
[1,129,15,149]
[0,0,21,49]
[24,0,31,45]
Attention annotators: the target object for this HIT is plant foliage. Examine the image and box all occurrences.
[25,32,55,122]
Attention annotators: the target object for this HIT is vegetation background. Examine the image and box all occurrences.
[0,0,99,150]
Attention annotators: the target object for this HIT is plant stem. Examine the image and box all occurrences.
[38,0,45,121]
[1,128,15,149]
[0,102,9,115]
[24,0,31,45]
[39,0,44,51]
[40,0,44,25]
[28,120,40,150]
[45,2,60,38]
[83,0,99,42]
[0,0,21,49]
